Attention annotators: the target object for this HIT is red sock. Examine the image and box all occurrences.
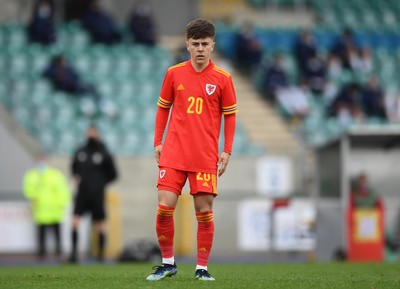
[156,204,175,259]
[196,211,214,267]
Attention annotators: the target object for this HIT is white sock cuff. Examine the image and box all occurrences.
[196,265,208,271]
[162,257,175,265]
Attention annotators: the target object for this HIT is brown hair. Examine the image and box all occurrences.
[185,18,215,40]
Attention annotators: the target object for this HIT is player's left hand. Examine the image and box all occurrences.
[154,145,162,163]
[217,152,231,177]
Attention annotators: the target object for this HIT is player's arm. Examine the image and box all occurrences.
[154,106,170,163]
[218,113,236,177]
[154,68,174,162]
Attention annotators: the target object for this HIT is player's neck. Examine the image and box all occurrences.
[191,59,210,72]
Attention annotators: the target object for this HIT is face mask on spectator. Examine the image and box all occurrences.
[38,5,51,18]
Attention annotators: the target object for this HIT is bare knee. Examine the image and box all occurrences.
[158,190,179,208]
[193,193,215,212]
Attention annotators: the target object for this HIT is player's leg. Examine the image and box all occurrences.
[146,190,179,281]
[193,193,216,281]
[157,190,179,262]
[147,167,185,281]
[189,172,217,281]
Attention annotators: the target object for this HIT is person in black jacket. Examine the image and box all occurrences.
[127,1,157,46]
[69,124,118,263]
[27,0,56,45]
[81,0,121,45]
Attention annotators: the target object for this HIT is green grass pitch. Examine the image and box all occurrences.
[0,262,399,289]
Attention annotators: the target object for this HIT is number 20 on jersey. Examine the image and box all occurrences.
[187,96,203,114]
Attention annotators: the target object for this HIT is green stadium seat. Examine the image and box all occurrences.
[0,80,7,107]
[13,106,32,131]
[78,96,98,117]
[8,53,29,78]
[37,129,58,153]
[120,131,142,155]
[70,53,91,75]
[28,46,51,75]
[5,24,27,50]
[10,79,32,108]
[56,130,78,155]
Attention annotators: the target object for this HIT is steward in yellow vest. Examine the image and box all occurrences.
[23,159,71,258]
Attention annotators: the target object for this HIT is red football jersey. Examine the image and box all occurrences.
[156,60,238,174]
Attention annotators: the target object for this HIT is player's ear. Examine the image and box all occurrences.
[212,41,215,51]
[186,40,189,51]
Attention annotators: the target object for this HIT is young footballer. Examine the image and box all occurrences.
[146,18,237,281]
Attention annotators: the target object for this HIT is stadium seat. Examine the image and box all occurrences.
[4,23,27,50]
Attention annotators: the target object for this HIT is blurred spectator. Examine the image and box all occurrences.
[350,173,380,208]
[23,154,71,259]
[262,54,309,119]
[330,28,357,70]
[262,54,288,102]
[326,52,343,81]
[127,1,157,46]
[27,0,56,45]
[384,88,400,123]
[327,82,364,124]
[293,29,317,76]
[349,46,373,75]
[69,125,118,263]
[303,50,327,95]
[235,21,263,74]
[43,54,99,99]
[358,47,373,74]
[276,80,310,121]
[175,45,190,64]
[361,76,387,120]
[81,0,122,45]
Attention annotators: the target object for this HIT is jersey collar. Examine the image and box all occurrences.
[187,59,214,74]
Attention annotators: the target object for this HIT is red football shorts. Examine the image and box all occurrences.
[157,166,218,196]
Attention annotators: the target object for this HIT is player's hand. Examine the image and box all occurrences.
[217,152,231,177]
[154,145,162,163]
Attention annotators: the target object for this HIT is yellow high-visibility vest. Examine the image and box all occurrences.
[23,166,71,224]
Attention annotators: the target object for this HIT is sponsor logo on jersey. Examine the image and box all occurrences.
[206,84,216,95]
[160,169,166,179]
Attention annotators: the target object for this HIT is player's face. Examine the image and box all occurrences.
[186,37,215,68]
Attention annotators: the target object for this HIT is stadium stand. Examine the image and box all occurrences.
[215,0,400,148]
[0,20,264,156]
